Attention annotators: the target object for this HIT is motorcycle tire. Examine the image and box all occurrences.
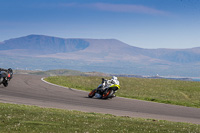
[102,90,114,99]
[3,80,8,87]
[88,89,96,98]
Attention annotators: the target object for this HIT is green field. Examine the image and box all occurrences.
[0,103,199,133]
[45,76,200,108]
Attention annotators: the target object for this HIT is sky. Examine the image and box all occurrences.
[0,0,200,49]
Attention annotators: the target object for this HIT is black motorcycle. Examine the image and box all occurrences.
[0,68,13,87]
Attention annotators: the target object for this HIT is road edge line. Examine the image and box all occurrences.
[41,77,88,93]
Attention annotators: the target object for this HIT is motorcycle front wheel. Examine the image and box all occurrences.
[3,80,8,87]
[88,89,96,98]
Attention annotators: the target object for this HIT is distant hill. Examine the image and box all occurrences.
[1,35,200,77]
[142,48,200,63]
[14,69,110,77]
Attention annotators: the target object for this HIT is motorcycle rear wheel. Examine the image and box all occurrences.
[102,90,114,99]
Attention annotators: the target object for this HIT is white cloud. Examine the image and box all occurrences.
[91,3,168,15]
[60,3,170,16]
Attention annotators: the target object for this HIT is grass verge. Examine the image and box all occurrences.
[45,76,200,108]
[0,102,199,133]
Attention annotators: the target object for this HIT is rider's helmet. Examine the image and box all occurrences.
[112,76,118,80]
[8,68,13,73]
[111,76,118,84]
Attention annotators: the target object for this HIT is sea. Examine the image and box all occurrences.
[192,79,200,82]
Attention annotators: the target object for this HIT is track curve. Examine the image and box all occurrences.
[0,74,199,124]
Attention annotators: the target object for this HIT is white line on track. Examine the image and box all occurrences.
[41,77,88,93]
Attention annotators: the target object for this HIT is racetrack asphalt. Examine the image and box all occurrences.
[0,74,199,124]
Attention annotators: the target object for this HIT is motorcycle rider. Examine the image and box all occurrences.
[89,76,120,99]
[99,76,119,97]
[0,68,13,80]
[101,76,119,91]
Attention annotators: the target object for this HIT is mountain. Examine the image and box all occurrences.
[142,48,200,63]
[0,34,200,77]
[0,35,89,55]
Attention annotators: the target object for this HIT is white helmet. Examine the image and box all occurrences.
[112,76,117,80]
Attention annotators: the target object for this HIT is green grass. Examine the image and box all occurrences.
[0,102,199,133]
[45,76,200,108]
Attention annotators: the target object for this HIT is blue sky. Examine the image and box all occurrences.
[1,0,200,48]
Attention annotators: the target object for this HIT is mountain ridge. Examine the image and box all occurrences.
[0,34,200,76]
[0,35,90,54]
